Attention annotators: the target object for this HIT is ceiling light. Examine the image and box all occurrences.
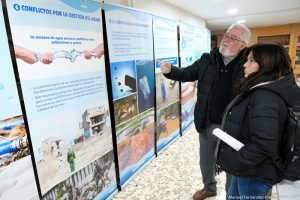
[227,8,238,15]
[236,19,246,24]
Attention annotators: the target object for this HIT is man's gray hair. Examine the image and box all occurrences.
[227,23,251,43]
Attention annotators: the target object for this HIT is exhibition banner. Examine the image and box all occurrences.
[193,27,211,60]
[180,22,195,68]
[0,2,39,199]
[104,4,155,185]
[6,0,116,199]
[179,22,197,131]
[153,15,180,152]
[179,23,210,132]
[205,28,211,55]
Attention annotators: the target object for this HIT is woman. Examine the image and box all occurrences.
[216,43,300,199]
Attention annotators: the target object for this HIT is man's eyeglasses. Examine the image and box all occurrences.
[223,33,245,43]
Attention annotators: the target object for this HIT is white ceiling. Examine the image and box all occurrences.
[163,0,300,31]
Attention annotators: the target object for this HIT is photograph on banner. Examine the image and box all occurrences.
[113,93,138,126]
[110,59,155,115]
[116,109,155,185]
[0,2,39,199]
[43,150,115,200]
[6,0,116,199]
[104,3,155,185]
[155,72,179,110]
[136,60,155,114]
[156,101,180,152]
[110,60,137,100]
[181,81,197,131]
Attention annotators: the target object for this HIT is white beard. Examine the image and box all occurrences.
[219,46,237,57]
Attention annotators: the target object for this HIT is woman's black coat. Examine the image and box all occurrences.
[217,73,300,184]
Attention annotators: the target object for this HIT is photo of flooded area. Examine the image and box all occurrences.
[43,150,116,200]
[113,93,138,126]
[156,101,180,141]
[156,72,180,110]
[116,108,155,172]
[35,106,114,195]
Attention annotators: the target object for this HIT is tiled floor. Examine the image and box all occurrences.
[111,125,277,200]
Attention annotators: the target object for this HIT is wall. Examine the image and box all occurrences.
[212,23,300,74]
[104,0,206,27]
[249,23,300,71]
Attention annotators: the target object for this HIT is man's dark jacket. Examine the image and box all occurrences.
[217,73,300,184]
[164,48,247,132]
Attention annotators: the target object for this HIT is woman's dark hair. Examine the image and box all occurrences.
[236,42,292,93]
